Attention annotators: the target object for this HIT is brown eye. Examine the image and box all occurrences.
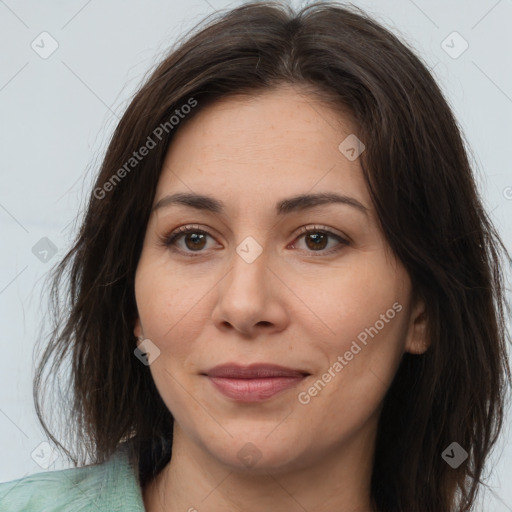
[304,232,329,251]
[291,226,350,256]
[182,232,207,251]
[162,224,349,258]
[163,226,216,256]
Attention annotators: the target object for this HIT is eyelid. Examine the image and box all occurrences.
[159,224,217,256]
[293,225,350,244]
[159,223,350,257]
[287,225,350,257]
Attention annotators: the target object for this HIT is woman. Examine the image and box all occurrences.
[1,1,510,511]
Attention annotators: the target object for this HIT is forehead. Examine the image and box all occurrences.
[153,86,369,214]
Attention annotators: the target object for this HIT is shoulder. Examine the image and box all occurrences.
[0,443,146,511]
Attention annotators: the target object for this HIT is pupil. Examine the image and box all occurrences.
[187,233,206,250]
[184,232,328,251]
[307,233,327,250]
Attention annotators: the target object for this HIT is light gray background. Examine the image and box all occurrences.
[1,0,511,509]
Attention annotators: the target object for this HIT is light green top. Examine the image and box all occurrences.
[0,443,146,511]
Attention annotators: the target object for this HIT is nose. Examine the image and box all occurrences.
[210,244,289,337]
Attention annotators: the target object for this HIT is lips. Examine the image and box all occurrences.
[204,363,310,379]
[202,363,310,402]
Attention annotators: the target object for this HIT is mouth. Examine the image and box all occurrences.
[201,363,310,402]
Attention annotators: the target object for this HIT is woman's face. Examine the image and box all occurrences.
[133,85,427,474]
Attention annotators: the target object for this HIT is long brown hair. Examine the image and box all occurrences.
[34,2,511,510]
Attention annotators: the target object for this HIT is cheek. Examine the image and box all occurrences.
[306,252,409,398]
[296,303,407,444]
[134,257,218,415]
[319,250,408,345]
[134,255,209,345]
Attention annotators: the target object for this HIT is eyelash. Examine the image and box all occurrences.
[159,224,350,258]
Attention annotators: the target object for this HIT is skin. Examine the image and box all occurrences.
[133,84,428,512]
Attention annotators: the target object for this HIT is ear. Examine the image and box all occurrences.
[133,316,144,340]
[404,295,429,355]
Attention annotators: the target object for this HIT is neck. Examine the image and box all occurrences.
[142,423,377,512]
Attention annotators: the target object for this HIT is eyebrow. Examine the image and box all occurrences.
[151,192,368,216]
